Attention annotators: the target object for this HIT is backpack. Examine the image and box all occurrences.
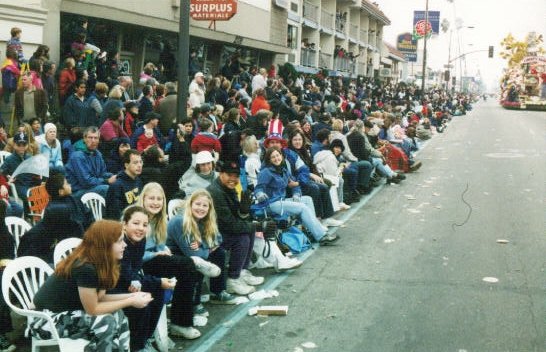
[280,226,311,254]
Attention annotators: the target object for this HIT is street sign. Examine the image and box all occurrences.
[190,0,238,21]
[444,64,453,68]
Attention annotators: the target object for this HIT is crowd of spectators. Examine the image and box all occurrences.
[0,22,475,352]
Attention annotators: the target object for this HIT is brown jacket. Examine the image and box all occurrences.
[14,88,48,122]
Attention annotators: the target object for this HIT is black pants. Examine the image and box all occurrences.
[193,248,227,304]
[301,181,334,219]
[143,254,198,327]
[123,279,164,351]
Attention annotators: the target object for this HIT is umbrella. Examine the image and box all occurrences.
[11,154,50,179]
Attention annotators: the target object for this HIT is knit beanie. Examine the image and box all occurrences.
[44,123,57,134]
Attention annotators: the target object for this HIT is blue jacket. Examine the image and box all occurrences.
[62,94,98,128]
[0,152,39,189]
[283,148,310,186]
[39,140,63,169]
[105,171,142,220]
[143,231,168,263]
[255,163,301,203]
[65,149,112,193]
[310,140,326,158]
[166,214,222,260]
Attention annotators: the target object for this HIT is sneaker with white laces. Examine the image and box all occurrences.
[226,277,256,295]
[169,324,201,339]
[338,202,351,210]
[191,256,221,277]
[240,269,264,285]
[209,290,238,304]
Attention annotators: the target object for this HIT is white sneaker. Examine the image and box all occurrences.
[169,325,201,339]
[191,256,221,278]
[275,257,303,272]
[226,277,256,295]
[322,218,344,227]
[240,269,264,286]
[339,202,351,210]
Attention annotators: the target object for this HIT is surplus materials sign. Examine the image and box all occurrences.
[190,0,238,21]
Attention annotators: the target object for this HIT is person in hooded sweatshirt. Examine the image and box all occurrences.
[105,149,143,220]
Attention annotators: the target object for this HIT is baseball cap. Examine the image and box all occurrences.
[13,132,28,144]
[216,160,240,174]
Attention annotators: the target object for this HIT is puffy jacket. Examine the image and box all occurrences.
[254,163,301,204]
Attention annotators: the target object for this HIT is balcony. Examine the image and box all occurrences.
[300,48,317,67]
[334,57,350,71]
[335,18,346,33]
[319,52,332,69]
[303,1,319,24]
[321,9,334,31]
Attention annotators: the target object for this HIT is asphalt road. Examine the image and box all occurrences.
[181,101,546,352]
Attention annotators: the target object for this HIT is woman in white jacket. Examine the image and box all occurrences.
[313,139,350,211]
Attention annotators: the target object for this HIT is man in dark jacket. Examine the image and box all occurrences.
[105,149,143,220]
[207,160,265,296]
[157,82,178,135]
[65,126,116,198]
[14,72,48,124]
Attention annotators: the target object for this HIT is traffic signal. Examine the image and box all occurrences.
[488,46,494,58]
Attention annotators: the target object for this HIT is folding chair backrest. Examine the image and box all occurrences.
[167,199,185,220]
[2,256,53,312]
[27,184,50,224]
[53,237,82,267]
[0,150,11,167]
[80,192,105,220]
[5,216,32,249]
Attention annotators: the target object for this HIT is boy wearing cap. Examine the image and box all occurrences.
[0,132,41,202]
[207,160,264,296]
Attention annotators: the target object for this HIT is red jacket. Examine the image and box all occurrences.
[251,96,270,116]
[58,68,76,100]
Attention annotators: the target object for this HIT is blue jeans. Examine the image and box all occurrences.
[301,181,334,219]
[269,199,326,241]
[371,157,395,178]
[351,160,373,188]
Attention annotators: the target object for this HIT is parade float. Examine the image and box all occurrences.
[499,32,546,110]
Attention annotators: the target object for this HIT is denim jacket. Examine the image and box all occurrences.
[255,163,301,203]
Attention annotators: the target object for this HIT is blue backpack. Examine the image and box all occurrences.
[280,226,311,254]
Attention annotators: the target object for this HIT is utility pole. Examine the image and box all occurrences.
[176,1,190,122]
[446,29,452,91]
[420,0,429,94]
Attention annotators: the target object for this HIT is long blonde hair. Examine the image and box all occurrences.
[182,189,219,247]
[137,182,167,244]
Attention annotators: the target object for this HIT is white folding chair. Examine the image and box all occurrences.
[2,256,89,351]
[5,216,32,249]
[167,199,185,220]
[80,192,105,221]
[0,150,11,167]
[53,237,83,267]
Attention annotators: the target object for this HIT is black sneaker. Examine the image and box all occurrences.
[386,177,401,184]
[209,290,238,304]
[395,173,406,180]
[0,335,15,352]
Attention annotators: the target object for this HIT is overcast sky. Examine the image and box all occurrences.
[375,0,546,90]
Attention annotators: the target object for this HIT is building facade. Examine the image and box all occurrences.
[1,0,402,83]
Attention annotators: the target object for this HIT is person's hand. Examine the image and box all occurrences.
[189,241,200,251]
[128,284,140,293]
[107,174,117,184]
[288,180,299,188]
[130,292,153,309]
[156,249,172,256]
[0,185,8,198]
[161,278,176,290]
[239,190,252,215]
[310,174,324,184]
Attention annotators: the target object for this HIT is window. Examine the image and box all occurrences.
[287,24,298,49]
[290,1,298,12]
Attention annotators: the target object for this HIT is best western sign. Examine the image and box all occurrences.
[190,0,238,21]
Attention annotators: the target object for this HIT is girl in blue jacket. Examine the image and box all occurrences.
[255,147,338,244]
